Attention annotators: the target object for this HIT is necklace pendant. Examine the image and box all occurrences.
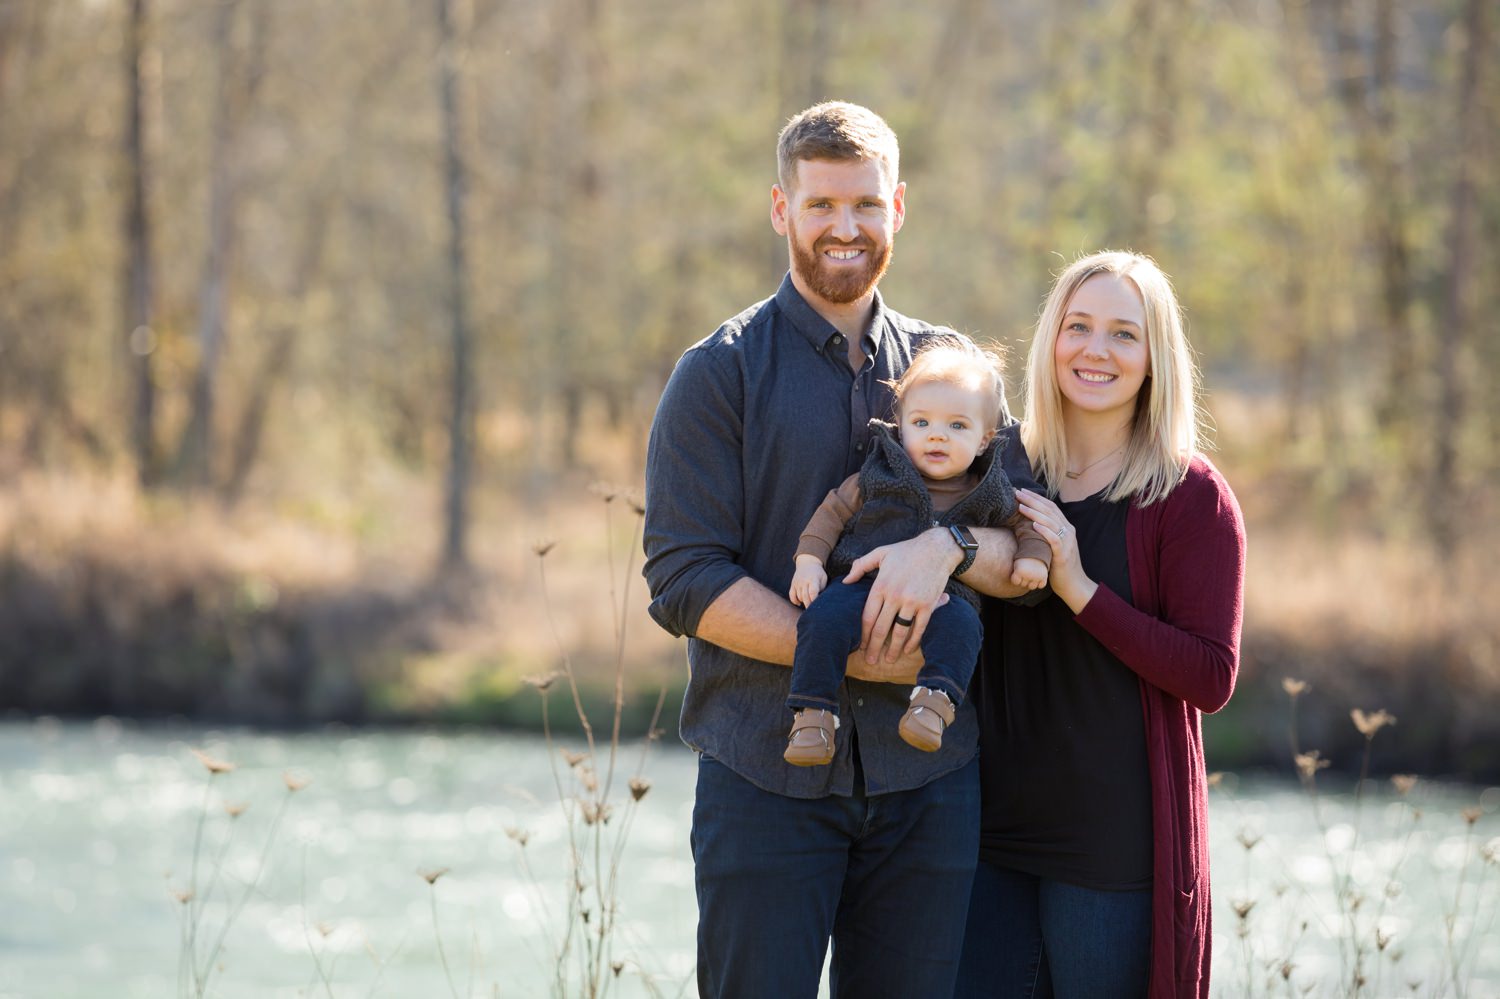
[1064,470,1081,479]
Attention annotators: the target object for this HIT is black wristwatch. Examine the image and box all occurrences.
[949,524,979,578]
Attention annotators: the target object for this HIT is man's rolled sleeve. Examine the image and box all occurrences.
[643,346,749,638]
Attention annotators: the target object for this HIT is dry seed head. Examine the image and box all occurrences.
[316,921,335,939]
[418,867,450,885]
[561,749,588,768]
[1391,774,1418,796]
[1462,807,1482,826]
[1236,829,1262,851]
[1232,899,1255,920]
[1282,678,1308,698]
[1280,961,1295,981]
[1376,929,1393,951]
[191,748,235,774]
[532,538,556,558]
[172,889,194,905]
[581,802,612,825]
[1295,750,1330,780]
[224,801,249,818]
[590,481,619,503]
[505,826,530,848]
[524,672,560,693]
[1481,838,1499,865]
[626,493,646,517]
[1351,708,1396,738]
[612,961,625,977]
[283,771,310,792]
[1206,772,1224,789]
[629,777,651,801]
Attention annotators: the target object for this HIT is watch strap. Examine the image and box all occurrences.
[949,524,978,578]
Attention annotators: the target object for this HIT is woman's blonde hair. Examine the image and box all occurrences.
[1021,250,1202,506]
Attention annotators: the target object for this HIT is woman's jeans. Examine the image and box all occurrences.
[692,753,980,998]
[788,578,982,713]
[955,860,1152,999]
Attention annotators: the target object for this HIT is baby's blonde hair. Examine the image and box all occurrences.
[892,334,1008,430]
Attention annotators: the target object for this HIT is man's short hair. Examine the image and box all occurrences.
[776,101,900,193]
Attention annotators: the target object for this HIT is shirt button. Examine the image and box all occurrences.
[856,698,864,707]
[832,334,843,344]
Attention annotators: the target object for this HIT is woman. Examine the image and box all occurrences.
[956,251,1245,998]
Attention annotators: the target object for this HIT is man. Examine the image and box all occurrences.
[643,102,1028,998]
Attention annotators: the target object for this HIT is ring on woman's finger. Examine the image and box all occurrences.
[1057,525,1067,539]
[893,614,915,628]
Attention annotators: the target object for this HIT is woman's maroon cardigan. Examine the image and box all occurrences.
[1072,454,1246,998]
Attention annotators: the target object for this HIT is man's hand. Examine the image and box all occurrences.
[843,527,961,662]
[846,648,923,685]
[788,555,828,608]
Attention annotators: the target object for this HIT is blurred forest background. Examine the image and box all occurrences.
[0,0,1496,776]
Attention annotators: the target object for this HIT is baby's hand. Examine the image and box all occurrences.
[789,556,828,608]
[1010,556,1049,592]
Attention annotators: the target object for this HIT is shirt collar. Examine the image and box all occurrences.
[774,272,886,358]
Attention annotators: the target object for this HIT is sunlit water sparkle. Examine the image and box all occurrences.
[1,719,1495,998]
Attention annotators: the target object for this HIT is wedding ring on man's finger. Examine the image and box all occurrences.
[893,614,915,628]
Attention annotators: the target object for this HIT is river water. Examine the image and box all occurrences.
[2,718,1496,998]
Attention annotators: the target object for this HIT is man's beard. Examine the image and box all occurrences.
[788,225,894,305]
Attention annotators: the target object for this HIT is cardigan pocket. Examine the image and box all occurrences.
[1172,886,1205,985]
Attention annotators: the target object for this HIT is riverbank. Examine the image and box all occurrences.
[1,467,1496,780]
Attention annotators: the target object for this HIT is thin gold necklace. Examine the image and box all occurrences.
[1064,445,1124,479]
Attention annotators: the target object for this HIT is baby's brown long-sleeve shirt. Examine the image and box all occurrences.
[795,472,1052,568]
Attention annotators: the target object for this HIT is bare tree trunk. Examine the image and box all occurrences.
[123,0,158,485]
[221,199,331,506]
[1432,0,1488,556]
[1369,0,1414,433]
[175,0,240,487]
[1331,0,1416,437]
[175,0,266,489]
[436,0,474,571]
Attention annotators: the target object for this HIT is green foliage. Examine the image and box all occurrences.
[0,0,1493,508]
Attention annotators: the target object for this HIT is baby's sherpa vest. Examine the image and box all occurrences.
[827,419,1021,611]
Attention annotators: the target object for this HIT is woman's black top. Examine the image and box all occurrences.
[972,487,1153,890]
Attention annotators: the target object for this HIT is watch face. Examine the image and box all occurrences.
[952,525,978,550]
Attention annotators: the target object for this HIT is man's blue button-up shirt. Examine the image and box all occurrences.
[643,275,997,798]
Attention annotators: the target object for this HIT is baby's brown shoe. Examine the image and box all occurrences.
[784,708,838,766]
[898,687,955,752]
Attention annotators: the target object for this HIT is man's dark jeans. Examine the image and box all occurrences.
[691,753,980,999]
[955,860,1152,999]
[787,578,982,714]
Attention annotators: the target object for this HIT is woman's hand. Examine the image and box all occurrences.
[1017,489,1098,613]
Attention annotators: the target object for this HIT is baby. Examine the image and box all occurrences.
[784,336,1050,766]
